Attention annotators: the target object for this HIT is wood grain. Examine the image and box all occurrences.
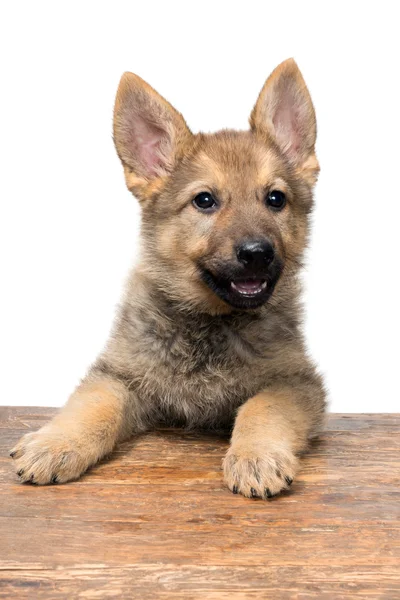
[0,408,399,599]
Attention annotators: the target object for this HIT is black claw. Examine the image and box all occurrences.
[232,485,239,494]
[250,487,258,498]
[265,487,273,498]
[17,469,24,477]
[51,475,59,484]
[285,476,293,486]
[29,474,35,484]
[10,451,16,458]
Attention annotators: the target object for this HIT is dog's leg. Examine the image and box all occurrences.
[223,384,326,498]
[10,373,142,484]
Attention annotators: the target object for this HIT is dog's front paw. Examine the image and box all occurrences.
[223,443,298,499]
[10,427,89,485]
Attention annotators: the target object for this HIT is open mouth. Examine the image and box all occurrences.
[230,279,267,297]
[200,266,282,310]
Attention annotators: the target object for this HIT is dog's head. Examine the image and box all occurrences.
[113,59,319,314]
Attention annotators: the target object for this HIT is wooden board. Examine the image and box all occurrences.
[0,408,399,598]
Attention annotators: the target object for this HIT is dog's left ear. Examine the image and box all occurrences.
[113,72,193,200]
[250,59,319,184]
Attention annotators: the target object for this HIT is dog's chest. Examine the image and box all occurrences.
[134,312,275,425]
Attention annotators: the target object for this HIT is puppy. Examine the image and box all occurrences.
[11,59,326,499]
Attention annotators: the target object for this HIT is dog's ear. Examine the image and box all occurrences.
[113,73,193,198]
[250,59,319,184]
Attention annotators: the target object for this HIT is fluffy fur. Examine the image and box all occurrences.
[11,59,326,499]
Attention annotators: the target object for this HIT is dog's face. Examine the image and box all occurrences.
[113,59,319,314]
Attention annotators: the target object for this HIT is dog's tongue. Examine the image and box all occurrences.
[231,279,266,295]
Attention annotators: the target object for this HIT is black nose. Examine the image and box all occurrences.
[236,239,275,270]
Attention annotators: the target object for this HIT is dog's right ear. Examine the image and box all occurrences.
[113,73,193,199]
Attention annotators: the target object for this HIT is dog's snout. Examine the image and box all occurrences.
[236,239,275,270]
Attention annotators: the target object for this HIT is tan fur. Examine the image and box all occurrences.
[11,377,132,484]
[11,59,326,498]
[223,390,317,497]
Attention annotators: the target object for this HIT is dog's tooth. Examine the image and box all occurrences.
[231,280,267,296]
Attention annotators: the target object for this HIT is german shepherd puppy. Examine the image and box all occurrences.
[11,59,326,499]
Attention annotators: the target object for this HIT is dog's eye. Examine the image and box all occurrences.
[266,190,286,211]
[192,192,218,212]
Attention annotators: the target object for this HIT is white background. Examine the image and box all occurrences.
[1,1,399,412]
